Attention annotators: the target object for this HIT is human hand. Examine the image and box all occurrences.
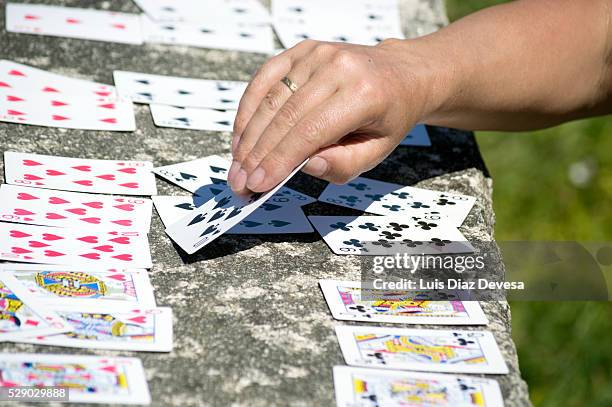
[228,39,438,193]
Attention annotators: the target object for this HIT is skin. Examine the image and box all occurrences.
[229,0,612,193]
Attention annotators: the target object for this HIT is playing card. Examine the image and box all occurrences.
[0,223,153,268]
[335,325,508,374]
[153,155,315,206]
[0,353,151,404]
[134,0,271,25]
[113,70,247,109]
[0,185,153,233]
[333,366,504,407]
[318,176,476,226]
[0,272,71,341]
[165,160,307,254]
[141,15,275,54]
[153,195,313,233]
[309,215,474,256]
[319,280,488,325]
[400,124,431,146]
[4,152,157,196]
[15,306,173,352]
[5,3,144,45]
[0,60,118,103]
[150,104,235,131]
[0,264,156,310]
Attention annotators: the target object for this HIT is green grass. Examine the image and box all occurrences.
[445,1,612,406]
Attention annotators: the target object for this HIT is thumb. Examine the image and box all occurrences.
[302,133,401,184]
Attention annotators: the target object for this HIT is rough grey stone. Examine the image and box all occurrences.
[0,1,531,406]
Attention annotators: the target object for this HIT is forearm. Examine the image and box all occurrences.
[397,0,612,131]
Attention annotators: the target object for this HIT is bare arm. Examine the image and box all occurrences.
[228,0,612,193]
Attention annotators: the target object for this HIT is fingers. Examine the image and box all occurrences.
[240,91,374,192]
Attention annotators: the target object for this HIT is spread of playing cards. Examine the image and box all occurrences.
[0,0,536,406]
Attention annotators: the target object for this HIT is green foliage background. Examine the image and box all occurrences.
[444,1,612,406]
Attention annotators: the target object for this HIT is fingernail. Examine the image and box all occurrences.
[231,168,247,192]
[246,167,266,191]
[227,160,241,186]
[231,135,241,155]
[306,156,328,176]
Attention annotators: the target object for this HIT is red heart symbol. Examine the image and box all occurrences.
[52,115,69,121]
[46,169,65,176]
[29,241,49,248]
[95,91,112,97]
[111,23,127,29]
[51,100,68,107]
[98,103,115,109]
[0,81,11,88]
[80,252,101,260]
[101,366,117,373]
[73,180,93,186]
[109,237,130,244]
[78,236,98,244]
[66,18,81,24]
[42,86,59,93]
[24,14,39,20]
[46,213,66,220]
[96,174,115,181]
[17,192,38,200]
[49,197,69,204]
[14,209,35,216]
[12,247,32,254]
[118,167,137,174]
[7,95,24,102]
[113,204,134,212]
[24,174,43,180]
[112,254,132,261]
[119,182,139,189]
[83,201,103,209]
[81,217,101,224]
[66,208,87,215]
[128,316,147,323]
[9,70,25,77]
[108,274,126,281]
[7,109,25,116]
[42,233,63,241]
[100,118,117,124]
[93,245,114,252]
[112,219,132,226]
[24,218,33,221]
[45,250,65,257]
[72,165,91,172]
[10,230,31,238]
[22,160,42,167]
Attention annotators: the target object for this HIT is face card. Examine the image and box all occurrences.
[0,353,151,404]
[150,104,235,131]
[318,176,476,226]
[165,160,307,254]
[134,0,271,25]
[399,124,431,147]
[153,195,313,233]
[319,280,488,325]
[309,215,474,256]
[333,366,504,407]
[0,264,156,310]
[0,272,71,341]
[141,15,275,54]
[0,223,153,268]
[0,185,153,233]
[15,306,173,352]
[4,152,157,196]
[335,325,508,374]
[113,70,247,109]
[5,3,144,45]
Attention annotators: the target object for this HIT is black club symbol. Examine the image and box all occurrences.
[340,195,361,204]
[391,192,411,199]
[344,239,364,248]
[372,239,393,248]
[431,238,451,246]
[382,204,402,212]
[331,222,351,231]
[365,193,384,201]
[401,239,423,248]
[380,231,402,240]
[358,222,379,231]
[410,201,430,209]
[348,182,370,191]
[348,305,370,315]
[388,222,409,232]
[436,198,456,206]
[415,221,437,230]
